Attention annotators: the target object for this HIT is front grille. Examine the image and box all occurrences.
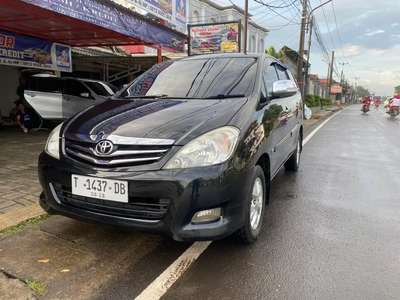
[52,184,171,220]
[64,138,171,167]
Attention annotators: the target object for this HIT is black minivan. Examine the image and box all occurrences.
[38,53,303,243]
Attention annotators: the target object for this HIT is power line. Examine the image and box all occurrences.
[254,0,300,24]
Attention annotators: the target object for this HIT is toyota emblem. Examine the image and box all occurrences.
[95,140,114,155]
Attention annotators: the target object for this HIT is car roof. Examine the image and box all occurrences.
[182,53,263,61]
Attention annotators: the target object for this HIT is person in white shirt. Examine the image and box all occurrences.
[390,95,400,107]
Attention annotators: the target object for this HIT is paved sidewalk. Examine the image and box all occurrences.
[0,129,48,214]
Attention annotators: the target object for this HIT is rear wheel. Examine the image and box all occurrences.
[284,134,301,171]
[237,165,266,244]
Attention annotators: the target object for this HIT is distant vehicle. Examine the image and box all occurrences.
[384,97,392,108]
[24,76,118,120]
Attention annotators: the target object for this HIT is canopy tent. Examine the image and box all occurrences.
[0,0,186,50]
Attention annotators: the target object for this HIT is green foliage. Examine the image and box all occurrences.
[266,46,282,59]
[305,94,332,107]
[0,214,51,234]
[356,86,370,99]
[26,280,47,295]
[395,85,400,94]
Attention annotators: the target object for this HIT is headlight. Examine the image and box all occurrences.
[164,126,240,169]
[45,122,63,160]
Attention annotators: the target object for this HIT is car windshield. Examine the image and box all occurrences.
[84,81,118,96]
[118,57,257,99]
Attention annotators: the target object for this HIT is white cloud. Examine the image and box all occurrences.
[391,23,399,27]
[364,29,385,36]
[340,44,364,56]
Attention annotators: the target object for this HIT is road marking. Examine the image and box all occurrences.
[135,106,350,300]
[135,241,211,300]
[303,107,347,145]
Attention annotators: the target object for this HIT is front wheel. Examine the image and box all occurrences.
[284,135,302,171]
[237,165,266,244]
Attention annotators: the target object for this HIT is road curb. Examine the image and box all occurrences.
[0,203,45,231]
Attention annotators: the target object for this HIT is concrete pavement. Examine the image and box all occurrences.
[2,105,400,299]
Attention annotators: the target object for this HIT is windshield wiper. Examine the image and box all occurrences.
[123,94,169,99]
[204,94,246,99]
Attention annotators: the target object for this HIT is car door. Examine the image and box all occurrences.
[62,79,95,119]
[274,64,301,157]
[262,62,291,174]
[24,77,63,120]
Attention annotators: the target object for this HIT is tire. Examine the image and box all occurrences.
[237,165,266,244]
[284,134,302,171]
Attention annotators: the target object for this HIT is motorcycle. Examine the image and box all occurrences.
[387,106,400,118]
[361,103,370,114]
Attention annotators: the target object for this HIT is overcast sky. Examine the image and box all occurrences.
[228,0,400,96]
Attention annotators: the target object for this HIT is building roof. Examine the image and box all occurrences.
[72,47,129,57]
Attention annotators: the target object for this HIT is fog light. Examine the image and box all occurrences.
[191,208,221,224]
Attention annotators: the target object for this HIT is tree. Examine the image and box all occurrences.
[395,85,400,94]
[355,86,370,99]
[266,46,282,59]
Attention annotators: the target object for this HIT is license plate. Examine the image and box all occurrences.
[71,175,128,203]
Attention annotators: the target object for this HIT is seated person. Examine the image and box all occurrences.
[16,102,34,132]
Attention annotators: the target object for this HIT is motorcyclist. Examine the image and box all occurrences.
[389,94,400,109]
[361,95,372,111]
[374,98,380,107]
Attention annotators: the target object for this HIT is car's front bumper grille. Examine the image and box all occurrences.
[64,138,172,167]
[52,183,171,220]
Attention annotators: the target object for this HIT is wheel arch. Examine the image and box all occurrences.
[255,153,271,204]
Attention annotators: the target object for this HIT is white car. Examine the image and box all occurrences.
[24,76,118,120]
[384,97,393,108]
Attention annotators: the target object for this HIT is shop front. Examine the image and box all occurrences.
[0,0,186,127]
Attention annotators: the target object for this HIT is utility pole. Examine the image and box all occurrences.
[244,0,248,54]
[339,62,348,85]
[297,0,308,99]
[328,50,335,99]
[304,16,313,101]
[354,77,360,104]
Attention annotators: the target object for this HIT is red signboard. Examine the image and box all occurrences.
[331,86,343,94]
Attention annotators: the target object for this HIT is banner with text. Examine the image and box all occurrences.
[0,31,72,72]
[124,0,186,32]
[22,0,186,52]
[189,21,240,55]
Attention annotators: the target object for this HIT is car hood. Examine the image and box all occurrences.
[64,98,247,145]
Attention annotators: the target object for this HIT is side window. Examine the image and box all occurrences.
[263,64,279,99]
[260,79,267,101]
[65,80,90,98]
[275,64,289,80]
[28,78,62,93]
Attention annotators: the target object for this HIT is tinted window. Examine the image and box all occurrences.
[28,78,64,93]
[65,80,90,97]
[120,57,257,99]
[263,64,279,98]
[84,81,117,96]
[275,64,289,80]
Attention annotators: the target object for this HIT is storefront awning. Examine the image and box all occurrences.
[0,0,185,51]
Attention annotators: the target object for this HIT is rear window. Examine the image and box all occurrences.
[28,77,64,93]
[119,57,258,99]
[84,81,118,96]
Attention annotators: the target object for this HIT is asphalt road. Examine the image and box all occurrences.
[161,105,400,300]
[2,105,400,300]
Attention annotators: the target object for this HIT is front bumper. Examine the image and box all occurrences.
[38,152,253,241]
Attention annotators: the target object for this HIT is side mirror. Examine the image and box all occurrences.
[272,80,299,98]
[80,92,90,98]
